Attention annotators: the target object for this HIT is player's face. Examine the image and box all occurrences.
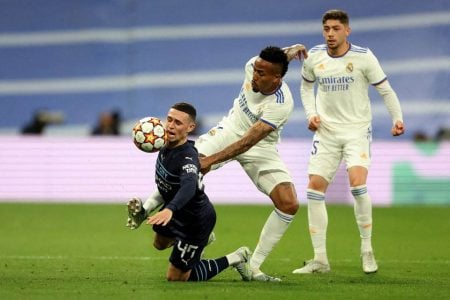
[165,109,195,148]
[252,57,282,95]
[322,19,351,55]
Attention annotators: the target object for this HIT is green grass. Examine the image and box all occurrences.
[0,203,449,299]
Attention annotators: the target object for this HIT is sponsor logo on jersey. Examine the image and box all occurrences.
[182,164,198,174]
[317,75,354,92]
[155,176,172,192]
[238,89,258,123]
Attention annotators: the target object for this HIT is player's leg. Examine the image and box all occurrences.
[348,166,378,273]
[293,130,340,274]
[345,125,377,273]
[237,147,298,282]
[167,239,251,281]
[153,233,176,250]
[292,175,331,274]
[126,190,163,230]
[239,182,298,282]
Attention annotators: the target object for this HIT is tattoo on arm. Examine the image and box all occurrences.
[210,121,273,164]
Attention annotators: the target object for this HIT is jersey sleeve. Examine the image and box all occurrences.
[365,49,387,85]
[164,153,199,212]
[301,53,316,83]
[259,91,293,129]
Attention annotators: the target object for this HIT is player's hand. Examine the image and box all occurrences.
[308,115,321,132]
[391,121,405,136]
[147,208,173,226]
[283,44,308,61]
[199,156,212,175]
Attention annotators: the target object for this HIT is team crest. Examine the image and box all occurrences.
[208,128,216,136]
[346,63,354,73]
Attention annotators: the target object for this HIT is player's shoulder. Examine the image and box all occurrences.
[308,44,328,55]
[348,43,373,56]
[306,45,328,64]
[181,141,200,161]
[276,83,294,104]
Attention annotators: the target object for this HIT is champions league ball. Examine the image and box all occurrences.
[132,117,167,153]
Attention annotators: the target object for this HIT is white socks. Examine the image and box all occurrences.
[351,185,373,253]
[250,208,294,271]
[226,252,241,267]
[143,190,164,215]
[306,185,374,263]
[307,189,328,264]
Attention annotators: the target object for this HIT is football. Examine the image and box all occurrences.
[132,117,167,153]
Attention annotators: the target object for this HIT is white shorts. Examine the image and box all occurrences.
[308,124,372,183]
[195,125,293,196]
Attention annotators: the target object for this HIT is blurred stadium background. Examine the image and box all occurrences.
[0,0,449,205]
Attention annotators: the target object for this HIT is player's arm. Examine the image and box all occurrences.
[282,44,308,61]
[300,78,320,131]
[374,79,405,136]
[148,159,198,226]
[200,120,273,174]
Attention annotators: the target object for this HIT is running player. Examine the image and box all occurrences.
[292,9,405,275]
[196,45,308,282]
[127,102,250,281]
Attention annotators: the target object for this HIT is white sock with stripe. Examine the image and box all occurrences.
[351,185,373,253]
[249,208,294,271]
[307,189,329,264]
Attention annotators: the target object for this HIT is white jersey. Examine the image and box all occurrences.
[220,56,294,144]
[302,43,386,130]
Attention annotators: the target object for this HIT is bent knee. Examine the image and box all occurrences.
[153,241,169,250]
[166,275,188,282]
[281,200,299,215]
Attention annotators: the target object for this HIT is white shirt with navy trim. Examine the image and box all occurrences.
[221,56,294,144]
[302,43,386,129]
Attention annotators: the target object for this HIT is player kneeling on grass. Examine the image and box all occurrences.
[126,102,250,281]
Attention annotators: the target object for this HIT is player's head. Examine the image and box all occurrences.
[166,102,196,147]
[252,46,288,94]
[322,9,351,53]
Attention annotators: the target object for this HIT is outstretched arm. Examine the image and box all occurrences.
[200,120,274,174]
[283,44,308,61]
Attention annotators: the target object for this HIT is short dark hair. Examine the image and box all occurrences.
[259,46,289,77]
[322,9,349,25]
[171,102,197,122]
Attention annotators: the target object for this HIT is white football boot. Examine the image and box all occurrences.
[361,251,378,274]
[292,259,331,274]
[126,197,147,230]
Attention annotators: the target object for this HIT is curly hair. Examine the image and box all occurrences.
[259,46,289,77]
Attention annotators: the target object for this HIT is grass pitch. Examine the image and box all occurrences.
[0,203,449,299]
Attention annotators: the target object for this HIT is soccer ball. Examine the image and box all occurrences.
[132,117,167,153]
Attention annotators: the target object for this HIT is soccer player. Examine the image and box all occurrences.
[292,9,405,275]
[196,45,308,282]
[126,102,250,281]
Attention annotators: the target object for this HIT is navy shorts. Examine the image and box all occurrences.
[169,239,205,271]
